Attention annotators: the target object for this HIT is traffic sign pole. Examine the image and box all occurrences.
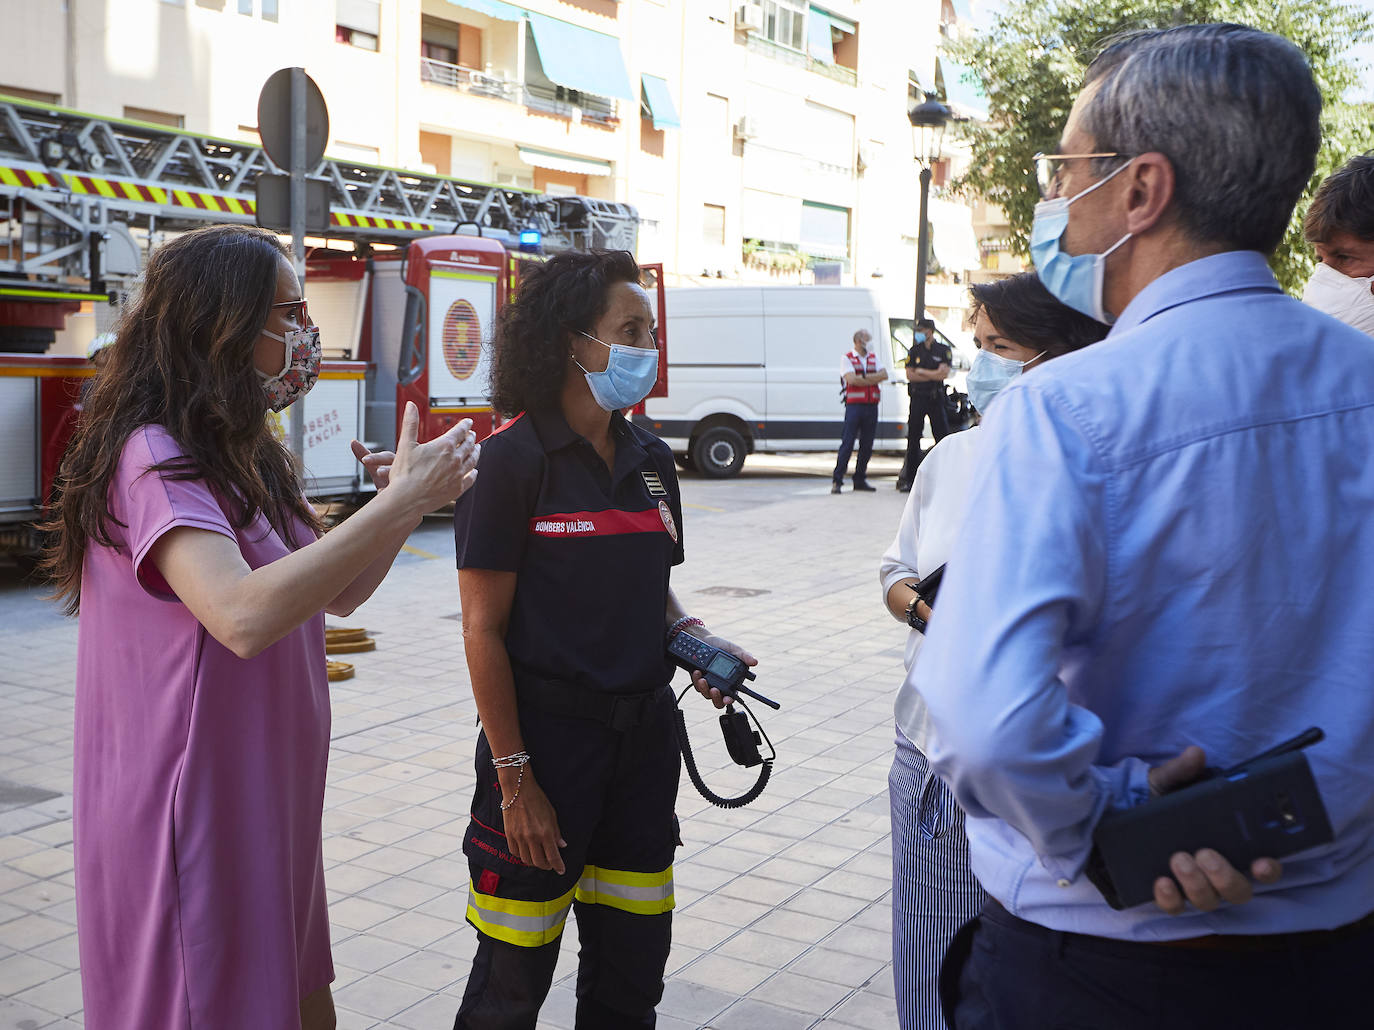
[288,67,308,465]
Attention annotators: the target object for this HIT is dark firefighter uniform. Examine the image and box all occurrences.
[899,334,953,488]
[452,407,685,1030]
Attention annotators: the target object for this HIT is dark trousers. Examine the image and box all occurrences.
[833,402,879,485]
[942,900,1374,1030]
[455,688,680,1030]
[456,904,670,1030]
[900,387,951,484]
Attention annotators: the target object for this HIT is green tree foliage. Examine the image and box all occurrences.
[947,0,1373,292]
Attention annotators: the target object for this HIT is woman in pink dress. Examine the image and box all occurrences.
[43,224,478,1029]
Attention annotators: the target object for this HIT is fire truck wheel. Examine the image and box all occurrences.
[691,426,746,479]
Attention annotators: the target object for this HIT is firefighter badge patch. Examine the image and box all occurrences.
[658,500,678,542]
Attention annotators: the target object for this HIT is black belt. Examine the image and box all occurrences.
[986,900,1374,954]
[516,675,666,732]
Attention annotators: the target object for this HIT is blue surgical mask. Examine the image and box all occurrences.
[913,331,928,344]
[1030,160,1133,324]
[966,348,1045,414]
[574,330,660,411]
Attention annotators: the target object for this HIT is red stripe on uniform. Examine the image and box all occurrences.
[529,509,666,538]
[488,412,525,437]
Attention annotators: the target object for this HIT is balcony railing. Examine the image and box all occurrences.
[420,57,619,128]
[745,34,858,86]
[421,57,518,101]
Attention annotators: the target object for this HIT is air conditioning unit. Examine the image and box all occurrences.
[735,3,764,33]
[734,115,759,140]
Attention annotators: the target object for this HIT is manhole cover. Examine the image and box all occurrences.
[0,778,62,814]
[695,586,771,598]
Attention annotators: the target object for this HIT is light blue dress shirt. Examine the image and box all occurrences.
[912,250,1374,940]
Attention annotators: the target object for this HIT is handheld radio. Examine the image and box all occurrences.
[666,634,779,809]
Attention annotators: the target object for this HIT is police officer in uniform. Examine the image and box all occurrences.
[897,317,952,492]
[452,250,755,1030]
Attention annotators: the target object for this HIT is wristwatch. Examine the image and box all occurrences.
[904,584,927,632]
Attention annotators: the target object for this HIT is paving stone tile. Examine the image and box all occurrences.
[713,930,811,970]
[785,947,887,990]
[329,934,414,974]
[332,973,432,1020]
[371,910,459,949]
[676,952,775,994]
[752,908,839,946]
[657,979,735,1025]
[12,968,84,1016]
[0,952,66,996]
[706,997,816,1029]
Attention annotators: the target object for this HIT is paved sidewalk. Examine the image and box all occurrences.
[0,454,919,1029]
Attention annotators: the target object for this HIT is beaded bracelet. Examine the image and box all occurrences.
[499,764,525,811]
[667,615,705,641]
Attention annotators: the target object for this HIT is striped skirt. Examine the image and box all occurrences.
[889,730,988,1030]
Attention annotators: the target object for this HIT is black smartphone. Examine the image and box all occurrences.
[1087,728,1334,910]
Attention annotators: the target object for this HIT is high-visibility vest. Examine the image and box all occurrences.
[844,351,880,404]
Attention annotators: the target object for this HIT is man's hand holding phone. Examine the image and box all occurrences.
[1147,745,1283,915]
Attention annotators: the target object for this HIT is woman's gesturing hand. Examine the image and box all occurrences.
[498,770,568,875]
[385,402,480,514]
[350,439,394,490]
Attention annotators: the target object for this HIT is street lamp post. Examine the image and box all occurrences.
[908,93,954,325]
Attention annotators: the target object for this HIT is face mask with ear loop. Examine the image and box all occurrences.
[259,325,322,412]
[1030,159,1135,324]
[1303,261,1374,337]
[572,330,660,411]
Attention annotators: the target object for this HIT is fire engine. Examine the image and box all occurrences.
[0,94,667,553]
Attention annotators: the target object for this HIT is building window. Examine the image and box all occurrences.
[421,19,459,65]
[336,0,379,50]
[238,0,252,13]
[801,200,849,258]
[0,86,61,105]
[703,204,727,246]
[263,0,278,21]
[418,130,452,177]
[761,0,805,51]
[704,93,730,149]
[123,106,185,128]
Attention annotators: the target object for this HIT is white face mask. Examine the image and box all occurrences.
[1303,261,1374,337]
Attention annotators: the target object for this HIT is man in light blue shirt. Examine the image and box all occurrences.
[913,24,1374,1029]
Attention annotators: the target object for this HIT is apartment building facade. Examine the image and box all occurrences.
[1,0,1008,326]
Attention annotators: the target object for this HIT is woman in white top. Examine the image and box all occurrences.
[880,273,1109,1030]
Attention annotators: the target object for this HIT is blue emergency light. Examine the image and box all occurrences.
[518,229,542,252]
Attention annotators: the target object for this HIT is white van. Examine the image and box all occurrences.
[634,285,967,477]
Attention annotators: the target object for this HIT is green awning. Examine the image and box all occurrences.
[526,12,634,101]
[640,74,680,130]
[443,0,525,21]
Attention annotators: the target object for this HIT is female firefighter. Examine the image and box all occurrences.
[452,249,754,1029]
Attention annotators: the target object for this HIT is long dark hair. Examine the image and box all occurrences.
[968,273,1109,358]
[42,224,321,614]
[488,250,642,415]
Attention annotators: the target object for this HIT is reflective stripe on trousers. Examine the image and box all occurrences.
[467,863,674,948]
[574,863,675,916]
[466,881,577,948]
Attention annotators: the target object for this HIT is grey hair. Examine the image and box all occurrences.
[853,328,871,344]
[1081,24,1321,255]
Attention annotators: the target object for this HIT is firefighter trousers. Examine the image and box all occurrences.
[455,682,682,1030]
